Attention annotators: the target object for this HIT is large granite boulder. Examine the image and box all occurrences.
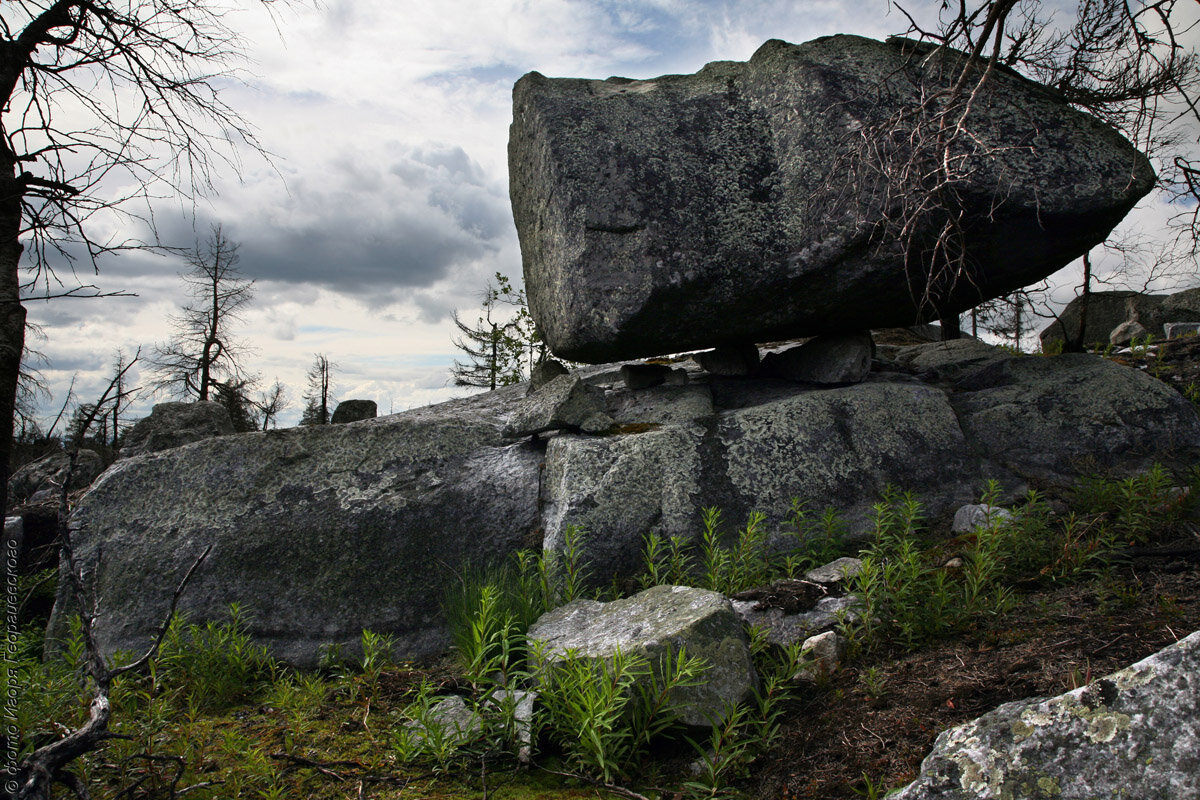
[526,584,757,727]
[51,342,1200,665]
[891,629,1200,799]
[120,401,235,458]
[510,35,1155,363]
[52,386,542,666]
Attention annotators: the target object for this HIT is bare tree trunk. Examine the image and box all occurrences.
[940,314,962,340]
[0,154,27,515]
[1066,252,1093,353]
[489,324,498,391]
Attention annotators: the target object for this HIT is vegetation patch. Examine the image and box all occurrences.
[14,465,1200,799]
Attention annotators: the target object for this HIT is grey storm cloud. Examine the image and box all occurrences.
[190,143,517,310]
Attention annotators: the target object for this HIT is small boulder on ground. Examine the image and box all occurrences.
[1109,319,1148,346]
[731,594,861,649]
[330,400,377,424]
[804,557,864,585]
[793,630,848,683]
[526,584,757,727]
[951,504,1013,533]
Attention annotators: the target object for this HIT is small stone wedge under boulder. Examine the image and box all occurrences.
[526,585,757,727]
[890,629,1200,800]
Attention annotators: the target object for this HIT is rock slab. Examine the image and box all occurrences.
[891,629,1200,799]
[52,342,1200,666]
[510,35,1154,363]
[52,386,542,666]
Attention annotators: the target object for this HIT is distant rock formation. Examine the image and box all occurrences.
[1040,287,1200,349]
[510,35,1154,363]
[8,449,104,506]
[120,401,234,459]
[51,341,1200,666]
[330,399,377,424]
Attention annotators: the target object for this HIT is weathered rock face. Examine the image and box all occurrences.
[510,35,1155,363]
[526,584,757,726]
[53,386,542,666]
[891,629,1200,800]
[120,401,235,458]
[52,342,1200,665]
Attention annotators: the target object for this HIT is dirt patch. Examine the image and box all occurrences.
[752,562,1200,798]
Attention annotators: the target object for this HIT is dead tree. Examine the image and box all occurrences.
[150,226,256,403]
[838,0,1200,331]
[0,0,286,514]
[11,353,211,800]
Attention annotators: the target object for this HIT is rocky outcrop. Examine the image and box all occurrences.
[510,35,1154,363]
[119,401,235,458]
[8,449,105,505]
[53,386,542,666]
[526,584,757,727]
[52,342,1200,665]
[947,353,1200,482]
[1039,287,1200,349]
[891,629,1200,799]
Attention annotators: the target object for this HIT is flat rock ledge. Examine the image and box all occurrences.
[891,629,1200,800]
[49,341,1200,667]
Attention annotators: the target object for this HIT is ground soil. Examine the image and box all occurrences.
[747,557,1200,799]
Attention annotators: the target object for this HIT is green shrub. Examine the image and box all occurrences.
[844,486,1015,651]
[1073,463,1193,545]
[640,501,853,596]
[445,526,593,684]
[536,644,706,783]
[151,603,277,712]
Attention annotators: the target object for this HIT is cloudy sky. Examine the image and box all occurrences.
[19,0,1200,429]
